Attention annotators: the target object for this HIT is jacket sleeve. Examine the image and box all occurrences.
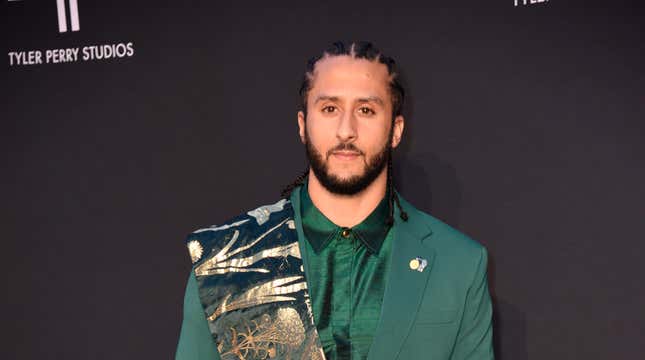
[450,247,495,360]
[175,271,221,360]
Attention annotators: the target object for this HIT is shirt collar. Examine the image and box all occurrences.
[299,181,391,254]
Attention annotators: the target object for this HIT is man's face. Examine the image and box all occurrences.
[298,55,404,195]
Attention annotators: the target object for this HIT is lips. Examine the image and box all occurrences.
[331,151,361,160]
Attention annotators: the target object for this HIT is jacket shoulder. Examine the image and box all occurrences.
[399,196,489,293]
[399,195,486,257]
[422,210,483,251]
[183,198,294,264]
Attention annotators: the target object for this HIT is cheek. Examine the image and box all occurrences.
[306,120,336,148]
[360,123,391,151]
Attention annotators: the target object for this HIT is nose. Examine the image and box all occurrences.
[336,110,357,143]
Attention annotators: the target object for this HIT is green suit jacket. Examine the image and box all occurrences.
[176,189,494,360]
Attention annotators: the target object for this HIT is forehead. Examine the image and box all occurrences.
[309,55,391,101]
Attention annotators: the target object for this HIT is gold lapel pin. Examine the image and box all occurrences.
[409,257,428,272]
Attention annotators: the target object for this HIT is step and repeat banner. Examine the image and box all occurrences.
[3,0,644,359]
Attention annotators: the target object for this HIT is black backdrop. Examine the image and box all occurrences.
[3,0,644,359]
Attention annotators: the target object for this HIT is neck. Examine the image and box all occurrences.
[307,168,387,228]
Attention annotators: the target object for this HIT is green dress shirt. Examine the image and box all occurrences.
[299,183,393,360]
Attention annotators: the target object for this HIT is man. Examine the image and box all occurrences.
[176,41,494,360]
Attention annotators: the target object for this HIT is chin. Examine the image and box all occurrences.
[326,168,365,182]
[327,160,364,172]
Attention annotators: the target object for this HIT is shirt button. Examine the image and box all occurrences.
[341,228,351,238]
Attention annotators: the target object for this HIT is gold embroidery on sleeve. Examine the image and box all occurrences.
[195,219,300,276]
[188,240,204,263]
[220,308,305,360]
[196,242,301,276]
[208,276,307,321]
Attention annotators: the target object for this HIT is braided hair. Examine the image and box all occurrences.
[281,41,408,224]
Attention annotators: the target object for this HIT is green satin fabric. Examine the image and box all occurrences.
[299,184,393,360]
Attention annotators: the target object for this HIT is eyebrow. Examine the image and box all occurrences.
[313,95,385,106]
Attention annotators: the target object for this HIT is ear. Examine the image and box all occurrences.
[297,111,306,144]
[391,115,405,148]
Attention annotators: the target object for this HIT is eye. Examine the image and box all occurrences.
[358,106,375,115]
[321,105,337,113]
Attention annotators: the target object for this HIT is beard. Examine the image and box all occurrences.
[304,129,391,196]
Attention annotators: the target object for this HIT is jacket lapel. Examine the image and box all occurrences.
[367,195,435,360]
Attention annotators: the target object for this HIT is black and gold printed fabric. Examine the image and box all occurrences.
[185,199,325,360]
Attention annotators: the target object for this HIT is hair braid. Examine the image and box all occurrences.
[393,186,409,222]
[386,151,395,226]
[299,41,404,119]
[281,168,309,199]
[385,148,409,226]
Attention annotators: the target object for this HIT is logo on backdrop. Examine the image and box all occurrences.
[7,0,136,67]
[56,0,80,33]
[514,0,549,6]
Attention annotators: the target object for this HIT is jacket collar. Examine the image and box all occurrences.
[367,191,435,360]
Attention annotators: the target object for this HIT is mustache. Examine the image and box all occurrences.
[326,143,364,158]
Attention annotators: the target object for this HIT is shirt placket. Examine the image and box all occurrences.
[331,227,355,359]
